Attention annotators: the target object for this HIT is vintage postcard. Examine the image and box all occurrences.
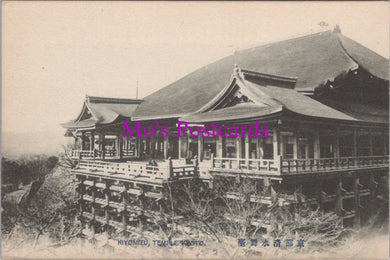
[1,1,389,259]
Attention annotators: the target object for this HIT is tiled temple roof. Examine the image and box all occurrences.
[133,30,388,118]
[61,96,142,129]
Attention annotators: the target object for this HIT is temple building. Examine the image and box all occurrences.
[62,29,389,236]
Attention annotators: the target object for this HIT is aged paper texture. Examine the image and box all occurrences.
[2,1,389,259]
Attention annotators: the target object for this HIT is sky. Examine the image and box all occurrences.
[2,1,389,136]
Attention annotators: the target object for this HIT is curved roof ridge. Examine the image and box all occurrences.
[87,95,143,104]
[336,33,389,81]
[236,29,332,52]
[240,68,298,83]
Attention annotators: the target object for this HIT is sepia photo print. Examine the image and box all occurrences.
[2,1,389,259]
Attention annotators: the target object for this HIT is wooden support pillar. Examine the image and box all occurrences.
[193,155,199,176]
[121,183,128,234]
[217,136,223,158]
[368,129,373,156]
[90,133,95,151]
[168,157,173,178]
[91,180,96,219]
[150,136,156,158]
[178,136,182,159]
[78,177,85,218]
[272,127,280,161]
[245,135,250,167]
[352,129,358,157]
[369,175,378,203]
[257,138,263,159]
[138,136,143,158]
[384,129,388,155]
[315,182,323,210]
[353,177,361,228]
[198,135,204,162]
[313,129,320,159]
[334,128,340,158]
[352,129,358,166]
[99,134,105,160]
[236,137,242,159]
[104,181,110,238]
[280,136,284,158]
[118,135,123,159]
[164,138,168,159]
[293,135,298,159]
[335,179,344,225]
[81,132,85,150]
[263,177,270,194]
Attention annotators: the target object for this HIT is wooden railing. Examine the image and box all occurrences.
[122,149,135,157]
[281,156,389,174]
[74,155,388,180]
[70,150,95,159]
[210,155,388,175]
[76,158,197,180]
[78,160,170,179]
[211,156,281,175]
[102,149,117,157]
[71,149,135,159]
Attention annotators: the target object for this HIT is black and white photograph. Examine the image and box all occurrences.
[1,1,389,259]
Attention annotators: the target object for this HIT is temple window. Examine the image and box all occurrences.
[357,130,370,156]
[263,135,273,159]
[249,139,257,159]
[372,133,383,155]
[320,134,334,158]
[203,137,217,160]
[283,136,294,159]
[225,137,237,158]
[339,131,354,157]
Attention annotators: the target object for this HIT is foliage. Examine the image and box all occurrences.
[171,176,348,255]
[1,155,59,190]
[2,163,82,249]
[58,144,78,169]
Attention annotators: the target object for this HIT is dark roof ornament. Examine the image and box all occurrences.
[333,24,341,34]
[318,21,329,28]
[233,64,244,79]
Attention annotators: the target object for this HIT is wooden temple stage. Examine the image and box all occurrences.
[63,29,389,238]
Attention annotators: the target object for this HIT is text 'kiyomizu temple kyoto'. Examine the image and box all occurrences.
[62,28,389,238]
